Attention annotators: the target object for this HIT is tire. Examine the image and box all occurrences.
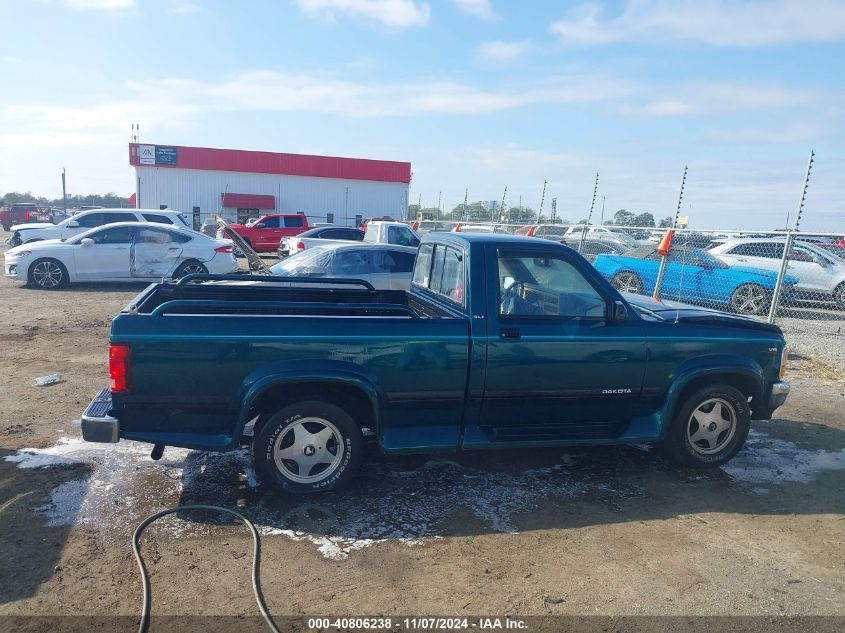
[730,283,770,315]
[659,383,750,468]
[234,238,251,258]
[28,258,69,290]
[251,400,363,494]
[611,271,644,295]
[174,260,208,278]
[834,283,845,310]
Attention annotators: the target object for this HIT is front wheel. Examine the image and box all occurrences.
[834,283,845,310]
[28,258,69,289]
[659,383,750,467]
[251,400,363,494]
[730,283,770,315]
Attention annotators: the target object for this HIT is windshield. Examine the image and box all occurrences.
[270,246,333,275]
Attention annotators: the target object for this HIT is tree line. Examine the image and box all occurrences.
[0,191,131,208]
[408,202,674,228]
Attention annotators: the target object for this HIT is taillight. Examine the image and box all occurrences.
[780,346,788,378]
[297,241,305,251]
[214,244,233,253]
[109,343,130,393]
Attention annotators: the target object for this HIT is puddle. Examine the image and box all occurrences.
[722,429,845,486]
[6,425,845,559]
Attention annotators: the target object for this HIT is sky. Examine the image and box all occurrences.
[1,0,844,232]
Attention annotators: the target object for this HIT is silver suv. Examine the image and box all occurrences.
[9,208,189,246]
[709,238,845,308]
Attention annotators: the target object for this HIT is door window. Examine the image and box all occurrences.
[388,225,420,247]
[498,252,606,318]
[375,250,416,273]
[142,213,174,224]
[104,212,140,224]
[75,212,105,228]
[284,215,305,228]
[332,250,371,275]
[257,216,280,229]
[87,225,133,244]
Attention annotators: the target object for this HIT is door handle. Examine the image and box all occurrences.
[167,247,180,251]
[737,258,748,262]
[500,327,521,339]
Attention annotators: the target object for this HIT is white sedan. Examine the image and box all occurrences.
[4,222,237,289]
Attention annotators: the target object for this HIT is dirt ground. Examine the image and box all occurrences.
[1,231,844,629]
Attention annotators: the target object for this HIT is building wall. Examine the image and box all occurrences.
[134,166,409,226]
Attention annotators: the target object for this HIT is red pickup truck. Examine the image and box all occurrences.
[219,214,310,252]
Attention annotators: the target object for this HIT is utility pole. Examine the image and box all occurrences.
[577,172,600,254]
[500,186,508,224]
[768,151,814,323]
[551,197,557,222]
[61,168,67,214]
[463,188,468,222]
[653,166,688,300]
[599,195,605,226]
[437,191,442,223]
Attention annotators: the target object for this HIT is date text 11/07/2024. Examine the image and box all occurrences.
[306,617,528,630]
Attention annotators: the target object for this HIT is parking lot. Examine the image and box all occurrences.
[1,232,844,626]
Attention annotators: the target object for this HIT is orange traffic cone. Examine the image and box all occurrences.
[526,225,538,237]
[657,229,673,256]
[454,223,462,232]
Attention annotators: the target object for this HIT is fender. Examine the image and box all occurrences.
[656,354,765,439]
[230,360,383,446]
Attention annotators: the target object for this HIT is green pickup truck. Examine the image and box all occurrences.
[82,233,790,493]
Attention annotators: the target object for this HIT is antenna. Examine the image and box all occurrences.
[577,172,599,254]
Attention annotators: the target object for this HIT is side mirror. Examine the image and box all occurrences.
[255,223,266,229]
[80,238,95,247]
[610,300,627,323]
[67,220,80,228]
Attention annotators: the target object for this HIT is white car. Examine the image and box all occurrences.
[5,222,236,289]
[452,224,495,234]
[269,242,417,290]
[709,238,845,308]
[9,208,189,246]
[564,225,642,247]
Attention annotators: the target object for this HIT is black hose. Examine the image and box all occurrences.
[132,505,282,633]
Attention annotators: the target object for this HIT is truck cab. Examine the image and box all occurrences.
[222,213,310,251]
[363,221,421,247]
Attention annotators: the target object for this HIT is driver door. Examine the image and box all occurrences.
[482,247,648,441]
[73,225,134,280]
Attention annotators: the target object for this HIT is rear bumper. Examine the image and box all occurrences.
[81,387,120,443]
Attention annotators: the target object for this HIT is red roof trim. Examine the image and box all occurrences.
[221,193,276,209]
[129,143,411,184]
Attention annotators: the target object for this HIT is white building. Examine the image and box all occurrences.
[129,143,411,229]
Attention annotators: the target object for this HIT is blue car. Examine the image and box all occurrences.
[592,246,798,315]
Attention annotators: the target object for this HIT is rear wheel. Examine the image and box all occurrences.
[730,283,769,315]
[611,271,644,295]
[659,383,750,467]
[174,260,208,278]
[251,400,363,494]
[28,258,69,290]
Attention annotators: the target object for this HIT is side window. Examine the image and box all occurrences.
[346,229,365,241]
[791,245,827,265]
[498,252,606,318]
[107,212,140,223]
[437,247,464,302]
[89,226,133,244]
[136,227,175,244]
[375,250,416,273]
[321,229,346,239]
[142,213,174,225]
[388,226,412,246]
[284,216,305,228]
[412,243,434,286]
[76,212,105,228]
[259,216,280,229]
[332,250,371,275]
[727,244,755,256]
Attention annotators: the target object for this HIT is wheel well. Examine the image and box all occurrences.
[675,373,761,415]
[249,381,375,434]
[28,257,68,278]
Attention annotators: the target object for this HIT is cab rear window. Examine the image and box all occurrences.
[412,243,465,305]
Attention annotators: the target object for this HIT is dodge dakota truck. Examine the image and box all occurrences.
[81,233,790,493]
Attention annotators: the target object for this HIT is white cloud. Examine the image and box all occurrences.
[57,0,136,10]
[453,0,497,20]
[631,82,813,117]
[476,40,532,62]
[550,0,845,46]
[1,55,23,63]
[165,2,202,14]
[295,0,430,29]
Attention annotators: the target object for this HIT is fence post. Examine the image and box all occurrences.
[653,166,687,300]
[767,150,814,324]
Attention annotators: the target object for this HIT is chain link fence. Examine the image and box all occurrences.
[405,220,845,371]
